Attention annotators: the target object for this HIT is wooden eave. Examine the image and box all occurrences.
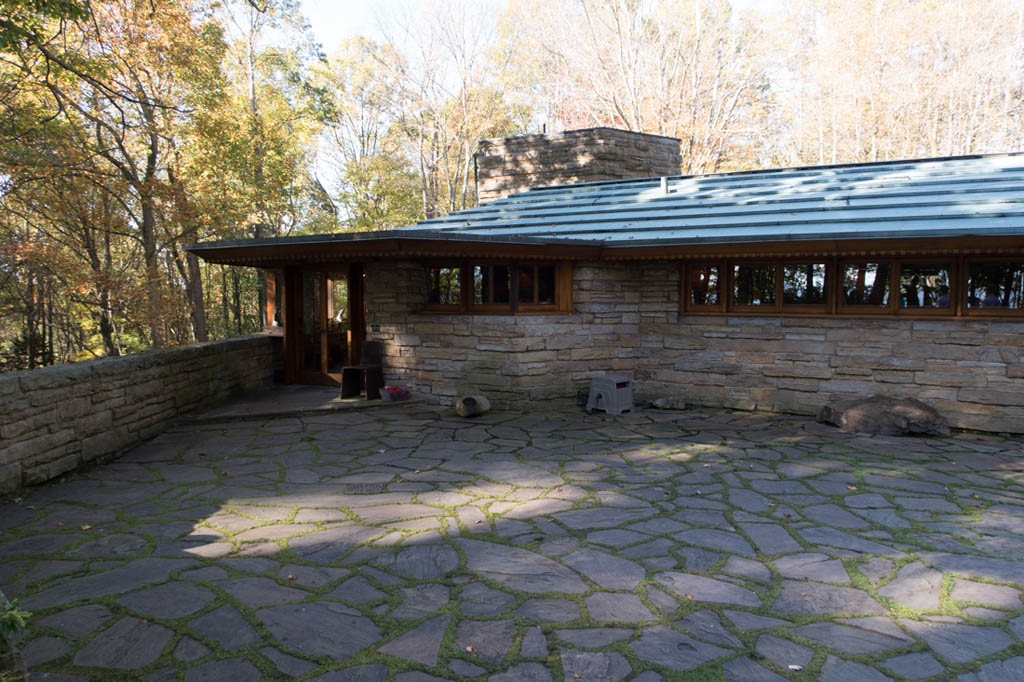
[188,237,603,267]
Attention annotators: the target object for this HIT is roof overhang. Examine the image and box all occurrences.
[186,230,603,267]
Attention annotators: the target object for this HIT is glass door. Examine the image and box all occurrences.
[294,272,348,386]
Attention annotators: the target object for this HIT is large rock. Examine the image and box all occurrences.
[817,395,950,437]
[455,394,491,418]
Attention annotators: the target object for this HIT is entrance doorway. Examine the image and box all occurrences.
[275,264,365,386]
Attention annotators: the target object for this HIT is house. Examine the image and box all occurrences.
[188,127,1024,432]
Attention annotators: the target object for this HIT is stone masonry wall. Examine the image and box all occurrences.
[367,260,1024,433]
[477,127,682,202]
[0,335,281,494]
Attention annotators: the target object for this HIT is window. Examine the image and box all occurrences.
[733,264,776,306]
[688,264,720,307]
[968,261,1024,311]
[425,261,570,314]
[427,266,461,306]
[474,265,511,305]
[899,262,951,309]
[842,263,891,307]
[783,263,827,305]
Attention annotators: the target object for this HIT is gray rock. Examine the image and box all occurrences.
[552,507,656,530]
[755,634,813,668]
[173,637,210,663]
[36,604,111,638]
[900,620,1013,663]
[791,621,912,654]
[774,553,850,583]
[773,580,886,615]
[455,619,516,665]
[488,663,552,682]
[737,523,802,555]
[882,652,944,680]
[957,657,1024,682]
[258,602,381,658]
[650,396,686,410]
[391,584,450,619]
[456,539,587,594]
[655,572,761,607]
[117,582,216,619]
[920,552,1024,584]
[184,658,261,682]
[676,547,722,573]
[721,556,770,582]
[676,529,755,557]
[805,504,870,529]
[950,578,1022,608]
[378,614,450,666]
[675,610,742,648]
[327,576,387,604]
[288,525,382,563]
[584,592,656,622]
[21,557,195,610]
[514,598,579,622]
[877,561,943,610]
[376,544,459,579]
[218,577,307,607]
[520,626,548,657]
[860,557,895,584]
[308,665,388,682]
[723,610,789,631]
[562,549,645,590]
[460,582,514,616]
[817,395,950,437]
[189,604,261,651]
[721,657,789,682]
[260,647,317,677]
[646,585,678,614]
[21,636,71,667]
[560,650,631,682]
[450,660,486,677]
[586,530,649,547]
[455,394,491,418]
[819,655,894,682]
[630,625,730,671]
[278,564,350,588]
[73,617,174,669]
[554,628,630,648]
[798,526,903,555]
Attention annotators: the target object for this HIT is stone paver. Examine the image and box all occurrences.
[5,404,1024,681]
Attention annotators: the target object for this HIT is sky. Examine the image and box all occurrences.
[300,0,777,54]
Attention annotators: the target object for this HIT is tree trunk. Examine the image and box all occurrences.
[186,252,208,342]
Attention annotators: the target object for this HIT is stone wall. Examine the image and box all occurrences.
[366,260,1024,433]
[477,127,682,202]
[0,335,281,494]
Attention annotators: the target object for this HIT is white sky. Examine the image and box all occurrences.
[300,0,778,54]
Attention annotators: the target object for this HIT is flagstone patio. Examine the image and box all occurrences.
[3,404,1024,681]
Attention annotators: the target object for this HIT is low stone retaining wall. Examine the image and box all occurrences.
[366,260,1024,434]
[0,335,281,494]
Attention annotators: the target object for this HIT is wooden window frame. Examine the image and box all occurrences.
[423,261,572,315]
[424,263,465,312]
[682,261,727,313]
[730,261,780,313]
[963,256,1024,317]
[893,259,956,316]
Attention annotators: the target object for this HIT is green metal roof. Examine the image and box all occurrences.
[403,152,1024,247]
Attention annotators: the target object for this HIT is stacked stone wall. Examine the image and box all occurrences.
[477,127,682,202]
[366,260,1024,433]
[0,335,281,494]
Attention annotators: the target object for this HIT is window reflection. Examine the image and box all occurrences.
[689,264,720,305]
[783,264,826,305]
[899,263,951,308]
[968,262,1024,309]
[843,263,890,306]
[734,264,776,305]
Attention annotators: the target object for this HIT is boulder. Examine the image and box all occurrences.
[650,396,687,410]
[455,394,491,418]
[817,395,950,437]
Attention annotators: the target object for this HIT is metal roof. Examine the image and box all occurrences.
[401,152,1024,247]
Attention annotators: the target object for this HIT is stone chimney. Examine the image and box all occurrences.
[475,127,682,203]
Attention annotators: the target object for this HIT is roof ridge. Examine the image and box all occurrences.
[521,150,1024,194]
